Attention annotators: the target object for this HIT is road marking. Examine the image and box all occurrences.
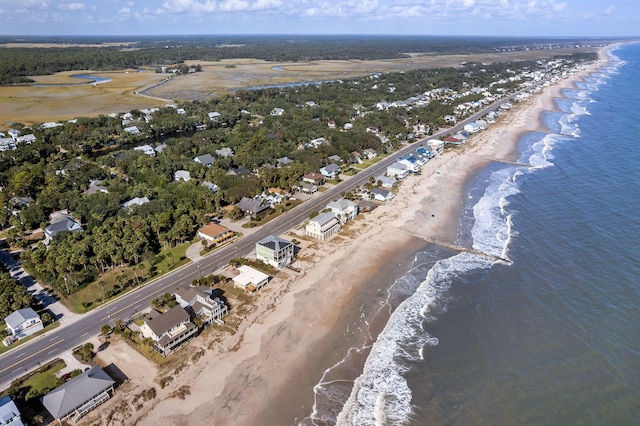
[0,338,65,374]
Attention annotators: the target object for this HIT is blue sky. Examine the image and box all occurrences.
[1,0,638,37]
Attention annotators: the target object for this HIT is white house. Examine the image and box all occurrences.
[427,139,444,154]
[208,111,221,121]
[233,265,270,292]
[375,175,397,188]
[121,196,150,210]
[174,170,191,182]
[215,147,234,158]
[306,212,341,241]
[327,198,358,224]
[270,107,285,116]
[202,181,219,193]
[398,155,421,173]
[463,123,481,134]
[133,144,155,156]
[3,308,43,345]
[124,126,141,135]
[174,286,228,325]
[0,396,25,426]
[371,187,394,202]
[387,162,410,179]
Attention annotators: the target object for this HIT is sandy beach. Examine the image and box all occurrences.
[84,56,604,426]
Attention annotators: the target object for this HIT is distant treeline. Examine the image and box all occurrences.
[0,35,606,85]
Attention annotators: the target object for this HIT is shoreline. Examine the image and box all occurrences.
[86,53,608,426]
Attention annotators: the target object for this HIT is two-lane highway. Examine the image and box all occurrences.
[0,86,529,386]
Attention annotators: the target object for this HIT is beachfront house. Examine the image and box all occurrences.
[174,286,228,325]
[427,139,444,154]
[233,265,270,292]
[3,308,43,346]
[256,235,294,269]
[375,175,397,189]
[371,188,394,202]
[398,155,421,173]
[327,198,358,225]
[305,212,341,241]
[386,162,410,179]
[140,305,198,357]
[42,366,115,424]
[0,396,25,426]
[197,223,234,245]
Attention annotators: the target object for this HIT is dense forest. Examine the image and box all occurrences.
[0,47,597,298]
[0,34,607,85]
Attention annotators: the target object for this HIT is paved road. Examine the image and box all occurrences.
[0,87,527,388]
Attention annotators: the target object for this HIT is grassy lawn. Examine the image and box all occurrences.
[64,242,191,313]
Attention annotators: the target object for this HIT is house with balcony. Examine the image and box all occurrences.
[386,162,410,179]
[256,235,294,269]
[42,366,115,424]
[140,305,198,357]
[174,286,228,326]
[197,223,234,245]
[327,198,358,225]
[306,212,341,241]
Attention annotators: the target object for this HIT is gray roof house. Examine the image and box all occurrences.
[3,308,43,346]
[327,198,359,224]
[305,212,341,241]
[371,187,394,202]
[194,154,215,167]
[202,181,220,193]
[42,365,115,424]
[44,213,83,240]
[0,395,25,426]
[256,235,294,269]
[320,163,341,179]
[140,305,198,357]
[236,197,270,216]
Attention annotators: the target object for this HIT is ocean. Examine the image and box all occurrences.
[303,42,640,425]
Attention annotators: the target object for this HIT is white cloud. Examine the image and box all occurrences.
[58,2,85,10]
[604,5,615,15]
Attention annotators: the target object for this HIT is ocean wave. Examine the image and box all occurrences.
[471,166,520,259]
[336,253,493,426]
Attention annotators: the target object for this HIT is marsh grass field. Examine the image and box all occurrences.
[0,47,596,127]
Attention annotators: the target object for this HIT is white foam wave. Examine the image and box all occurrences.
[471,166,520,258]
[336,253,492,426]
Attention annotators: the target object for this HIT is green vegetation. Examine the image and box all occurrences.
[0,38,598,312]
